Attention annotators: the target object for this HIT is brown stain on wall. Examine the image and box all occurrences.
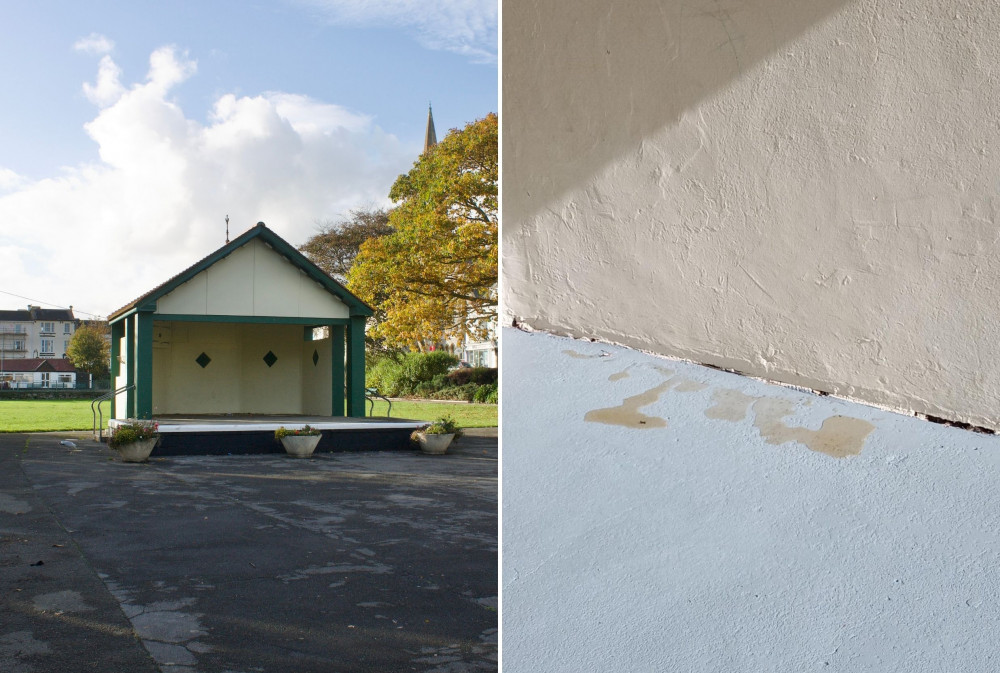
[674,379,708,393]
[751,398,875,459]
[705,389,759,422]
[585,372,675,429]
[564,349,601,359]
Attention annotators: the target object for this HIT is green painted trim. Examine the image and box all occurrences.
[331,325,345,417]
[109,307,137,325]
[136,312,154,419]
[155,313,350,325]
[110,321,123,418]
[108,223,373,321]
[345,316,366,417]
[125,316,135,417]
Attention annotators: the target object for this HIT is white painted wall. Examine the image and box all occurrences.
[114,331,127,417]
[155,239,349,319]
[504,0,1000,430]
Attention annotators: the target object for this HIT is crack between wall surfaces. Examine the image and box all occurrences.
[508,321,998,437]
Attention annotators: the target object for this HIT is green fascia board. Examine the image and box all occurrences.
[108,223,373,322]
[154,314,350,325]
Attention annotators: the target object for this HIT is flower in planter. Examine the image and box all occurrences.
[275,425,322,440]
[415,416,463,437]
[108,420,159,449]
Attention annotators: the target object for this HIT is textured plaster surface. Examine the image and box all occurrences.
[503,0,1000,429]
[503,328,1000,672]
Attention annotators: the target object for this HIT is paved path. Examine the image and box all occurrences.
[1,431,497,672]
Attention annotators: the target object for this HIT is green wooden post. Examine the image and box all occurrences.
[136,312,154,419]
[110,320,123,418]
[345,316,366,417]
[125,316,135,417]
[331,324,345,417]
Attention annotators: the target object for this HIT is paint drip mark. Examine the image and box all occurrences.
[752,398,875,459]
[584,380,673,429]
[608,369,630,382]
[705,389,759,422]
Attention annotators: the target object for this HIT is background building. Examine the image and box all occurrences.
[0,306,78,360]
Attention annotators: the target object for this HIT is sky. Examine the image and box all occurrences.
[0,0,497,319]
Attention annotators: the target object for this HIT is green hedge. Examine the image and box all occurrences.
[367,353,497,402]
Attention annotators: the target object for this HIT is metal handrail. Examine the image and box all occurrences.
[366,387,392,418]
[91,384,134,441]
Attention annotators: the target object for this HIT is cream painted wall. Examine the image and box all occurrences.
[300,336,333,416]
[504,0,1000,430]
[151,321,310,414]
[155,239,349,319]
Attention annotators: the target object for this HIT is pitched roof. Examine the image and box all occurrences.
[1,358,78,373]
[0,307,75,321]
[108,222,374,322]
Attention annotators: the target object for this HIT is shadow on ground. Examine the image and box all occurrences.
[0,430,497,672]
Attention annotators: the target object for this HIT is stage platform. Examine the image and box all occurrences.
[107,415,425,456]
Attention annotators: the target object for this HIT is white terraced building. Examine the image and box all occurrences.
[0,306,78,360]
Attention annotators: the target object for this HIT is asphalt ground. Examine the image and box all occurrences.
[1,429,497,673]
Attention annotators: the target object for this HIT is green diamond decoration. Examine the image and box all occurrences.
[195,352,211,368]
[263,350,278,367]
[312,350,319,366]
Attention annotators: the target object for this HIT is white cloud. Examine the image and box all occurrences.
[0,46,413,317]
[295,0,497,63]
[82,55,125,107]
[0,168,26,193]
[73,33,115,55]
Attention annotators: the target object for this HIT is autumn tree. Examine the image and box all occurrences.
[66,323,110,379]
[348,113,498,348]
[299,206,394,281]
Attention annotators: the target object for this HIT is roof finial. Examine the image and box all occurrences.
[225,214,230,244]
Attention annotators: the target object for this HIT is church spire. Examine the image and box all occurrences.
[424,104,437,153]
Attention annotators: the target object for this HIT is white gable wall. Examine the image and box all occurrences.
[155,239,349,319]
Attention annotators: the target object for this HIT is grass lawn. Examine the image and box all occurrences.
[0,398,497,432]
[0,399,97,433]
[371,399,497,428]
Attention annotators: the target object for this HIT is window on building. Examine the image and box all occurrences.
[467,349,490,368]
[58,374,72,388]
[41,339,54,355]
[64,323,72,334]
[12,339,24,351]
[63,340,70,354]
[40,372,50,387]
[41,322,54,334]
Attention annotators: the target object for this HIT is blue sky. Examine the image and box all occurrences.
[0,0,497,318]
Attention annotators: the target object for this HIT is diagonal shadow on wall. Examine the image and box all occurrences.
[503,0,855,229]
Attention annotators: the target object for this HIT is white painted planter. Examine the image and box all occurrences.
[117,437,157,463]
[280,434,321,457]
[416,432,455,455]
